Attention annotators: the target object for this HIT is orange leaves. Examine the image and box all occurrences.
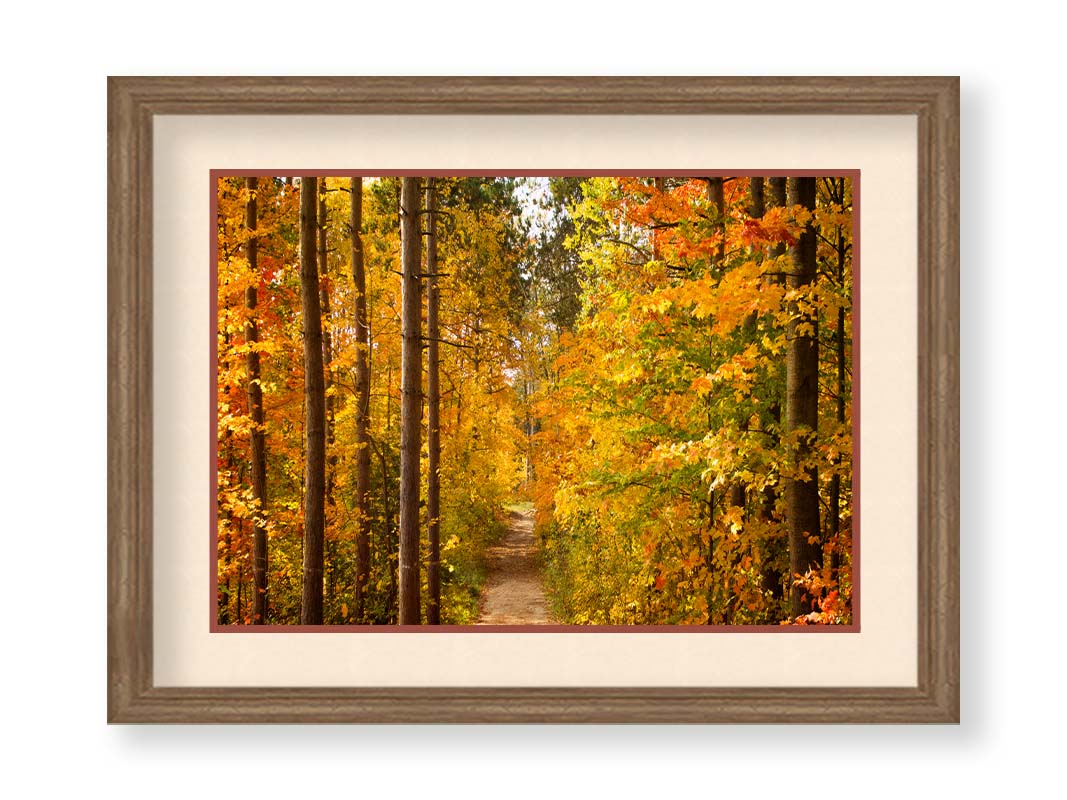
[791,588,849,625]
[632,259,783,336]
[737,205,811,250]
[690,374,714,397]
[787,569,852,626]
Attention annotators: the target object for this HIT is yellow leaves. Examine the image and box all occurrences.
[721,506,745,534]
[669,275,717,320]
[610,360,644,385]
[632,290,673,315]
[690,374,714,396]
[761,332,785,355]
[814,204,853,235]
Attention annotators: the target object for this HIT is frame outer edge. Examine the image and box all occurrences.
[107,76,961,723]
[915,77,961,723]
[107,77,155,722]
[117,686,948,724]
[119,75,940,115]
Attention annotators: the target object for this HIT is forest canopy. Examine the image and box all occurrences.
[215,174,854,627]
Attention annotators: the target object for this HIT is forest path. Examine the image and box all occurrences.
[477,507,554,625]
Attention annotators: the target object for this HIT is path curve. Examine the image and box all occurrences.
[477,508,553,625]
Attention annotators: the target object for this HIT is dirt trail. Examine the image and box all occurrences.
[477,508,554,625]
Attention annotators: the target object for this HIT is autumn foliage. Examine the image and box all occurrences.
[530,177,853,625]
[216,175,853,626]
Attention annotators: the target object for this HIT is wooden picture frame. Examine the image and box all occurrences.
[107,76,959,723]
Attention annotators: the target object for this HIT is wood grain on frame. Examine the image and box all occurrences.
[107,76,959,723]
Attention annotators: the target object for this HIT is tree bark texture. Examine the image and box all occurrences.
[829,188,849,572]
[299,176,327,625]
[245,177,269,625]
[425,179,441,625]
[651,177,666,261]
[707,177,726,268]
[351,177,372,623]
[748,177,765,219]
[703,176,727,623]
[318,181,336,503]
[768,177,787,214]
[398,177,423,625]
[785,177,822,617]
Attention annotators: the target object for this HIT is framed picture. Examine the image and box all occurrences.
[108,76,959,722]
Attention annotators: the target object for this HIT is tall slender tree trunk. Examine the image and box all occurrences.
[752,177,788,610]
[829,185,848,573]
[707,177,725,267]
[245,177,269,625]
[398,177,423,625]
[218,515,232,624]
[318,181,336,504]
[768,177,787,213]
[741,176,766,334]
[378,441,397,623]
[785,177,822,618]
[704,176,727,624]
[299,176,327,625]
[651,177,666,260]
[351,177,372,623]
[748,177,765,219]
[735,176,764,510]
[425,179,442,625]
[828,294,846,569]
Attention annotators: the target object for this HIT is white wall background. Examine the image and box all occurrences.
[0,1,1057,796]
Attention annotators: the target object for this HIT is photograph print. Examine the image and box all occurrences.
[214,173,855,629]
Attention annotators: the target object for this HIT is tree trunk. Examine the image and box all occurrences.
[742,178,765,338]
[245,177,269,625]
[759,176,788,609]
[785,177,822,618]
[379,441,397,623]
[351,177,372,623]
[828,298,845,563]
[318,180,336,504]
[707,177,725,268]
[768,177,787,214]
[299,176,327,625]
[703,176,727,624]
[218,521,232,624]
[425,179,442,625]
[651,177,666,260]
[748,177,765,219]
[730,177,766,514]
[829,192,848,573]
[398,177,423,625]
